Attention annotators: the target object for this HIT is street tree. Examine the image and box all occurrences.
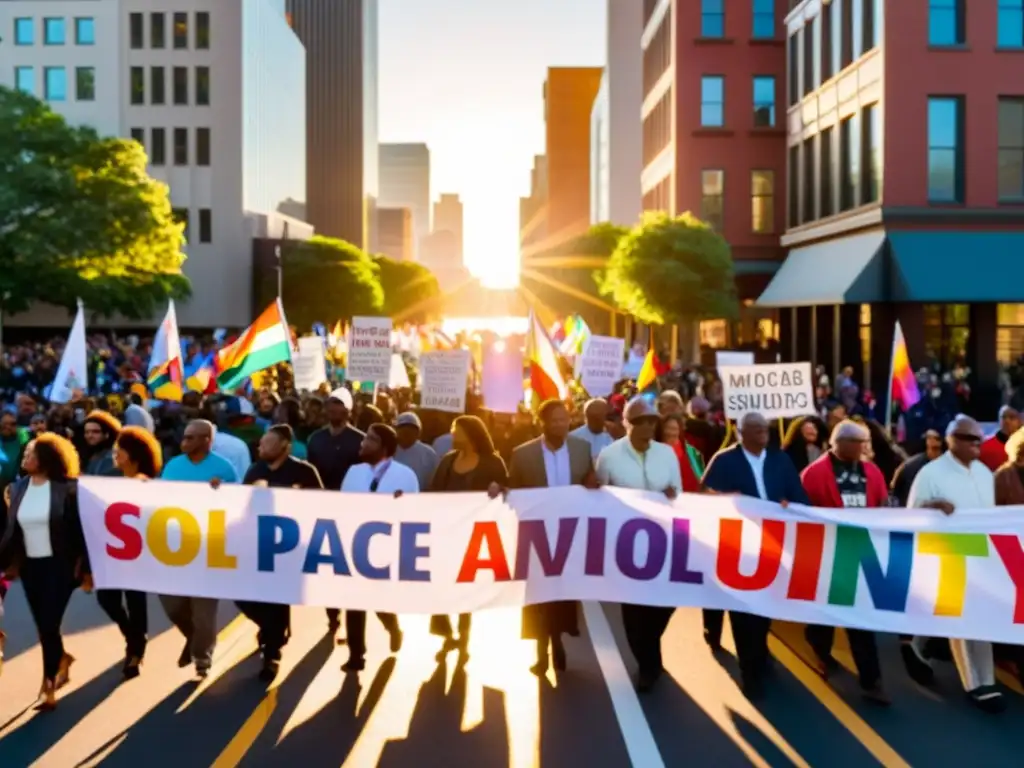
[598,212,738,325]
[281,236,383,329]
[0,86,189,320]
[374,255,443,323]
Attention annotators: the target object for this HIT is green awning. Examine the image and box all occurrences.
[756,230,887,307]
[888,231,1024,302]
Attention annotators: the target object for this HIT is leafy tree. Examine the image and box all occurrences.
[373,255,443,323]
[598,212,738,325]
[0,86,189,319]
[281,236,383,329]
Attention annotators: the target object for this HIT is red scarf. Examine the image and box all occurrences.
[671,441,701,493]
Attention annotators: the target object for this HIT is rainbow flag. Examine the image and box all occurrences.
[147,301,184,401]
[526,310,568,407]
[216,299,293,390]
[889,320,921,412]
[636,349,668,392]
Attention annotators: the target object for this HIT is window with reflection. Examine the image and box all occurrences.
[998,98,1024,200]
[753,76,775,126]
[929,0,964,46]
[999,0,1024,47]
[751,170,774,234]
[927,96,964,203]
[701,76,725,127]
[702,170,725,231]
[15,17,34,45]
[75,18,95,45]
[44,67,66,101]
[862,103,881,203]
[44,17,65,45]
[15,67,34,94]
[173,12,188,48]
[997,304,1024,364]
[924,304,969,367]
[752,0,775,38]
[702,0,725,38]
[840,113,859,210]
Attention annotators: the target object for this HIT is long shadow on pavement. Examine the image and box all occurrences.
[378,657,509,768]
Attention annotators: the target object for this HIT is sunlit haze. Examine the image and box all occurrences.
[379,0,606,288]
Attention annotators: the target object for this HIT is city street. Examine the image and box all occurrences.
[1,588,1022,767]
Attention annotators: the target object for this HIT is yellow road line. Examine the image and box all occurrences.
[210,688,279,768]
[768,633,911,768]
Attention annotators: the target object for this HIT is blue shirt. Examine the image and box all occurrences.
[162,452,240,484]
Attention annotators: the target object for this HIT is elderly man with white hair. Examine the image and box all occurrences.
[570,398,613,460]
[701,410,808,699]
[904,414,1004,713]
[596,396,682,693]
[800,419,891,705]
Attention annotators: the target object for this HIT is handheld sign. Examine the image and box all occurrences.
[574,335,625,397]
[347,316,393,384]
[420,350,471,413]
[720,362,814,421]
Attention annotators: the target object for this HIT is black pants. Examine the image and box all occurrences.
[621,604,675,678]
[731,611,772,685]
[21,557,77,680]
[236,601,290,661]
[432,613,472,642]
[346,611,399,660]
[807,624,881,688]
[97,589,148,658]
[326,607,340,627]
[703,608,725,647]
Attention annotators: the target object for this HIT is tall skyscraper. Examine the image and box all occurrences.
[286,0,378,251]
[432,193,463,261]
[379,143,430,260]
[377,207,413,261]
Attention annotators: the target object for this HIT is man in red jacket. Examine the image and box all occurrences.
[978,406,1020,471]
[800,419,890,705]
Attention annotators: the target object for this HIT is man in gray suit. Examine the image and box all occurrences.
[507,399,595,674]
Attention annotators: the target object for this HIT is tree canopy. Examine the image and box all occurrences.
[281,236,383,329]
[598,212,738,325]
[374,255,443,323]
[0,86,189,318]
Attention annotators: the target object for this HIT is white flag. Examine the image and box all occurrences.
[50,301,88,403]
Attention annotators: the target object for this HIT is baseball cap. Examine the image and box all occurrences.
[396,411,421,429]
[328,387,353,410]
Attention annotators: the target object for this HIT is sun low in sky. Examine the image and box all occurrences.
[378,0,606,289]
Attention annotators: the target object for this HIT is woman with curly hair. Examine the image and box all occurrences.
[82,410,123,477]
[781,415,827,474]
[96,426,163,679]
[0,433,88,711]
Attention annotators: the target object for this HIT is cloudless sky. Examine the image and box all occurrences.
[378,0,606,287]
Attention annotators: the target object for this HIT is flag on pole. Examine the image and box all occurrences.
[49,300,87,403]
[147,300,184,401]
[635,349,669,392]
[216,299,293,390]
[526,311,568,407]
[888,320,921,416]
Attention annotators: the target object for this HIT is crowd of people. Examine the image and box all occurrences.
[0,373,1021,717]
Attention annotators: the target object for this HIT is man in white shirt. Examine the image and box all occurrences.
[595,396,681,693]
[339,423,414,671]
[905,414,1003,713]
[570,398,614,460]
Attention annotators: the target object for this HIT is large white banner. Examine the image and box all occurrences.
[720,362,815,421]
[77,478,1024,643]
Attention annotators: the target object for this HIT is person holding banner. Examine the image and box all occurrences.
[800,420,890,706]
[595,397,681,693]
[506,399,595,675]
[700,411,808,700]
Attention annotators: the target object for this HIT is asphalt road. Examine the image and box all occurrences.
[0,587,1022,767]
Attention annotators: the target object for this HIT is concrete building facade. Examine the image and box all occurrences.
[379,142,430,260]
[1,0,308,328]
[377,207,413,262]
[432,193,463,261]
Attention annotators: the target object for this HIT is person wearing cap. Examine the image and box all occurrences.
[979,406,1021,471]
[595,396,681,693]
[394,411,439,490]
[569,398,613,460]
[904,414,1004,712]
[800,419,890,705]
[306,387,365,634]
[700,411,808,700]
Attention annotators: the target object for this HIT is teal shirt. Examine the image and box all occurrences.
[291,441,308,460]
[162,452,239,483]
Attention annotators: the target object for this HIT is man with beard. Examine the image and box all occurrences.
[240,424,323,680]
[339,423,414,671]
[82,411,123,476]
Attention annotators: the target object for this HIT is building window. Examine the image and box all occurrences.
[831,0,844,75]
[927,96,964,203]
[751,170,774,233]
[997,305,1024,364]
[15,67,34,94]
[199,209,212,243]
[173,209,189,242]
[788,146,800,227]
[803,137,816,222]
[130,128,145,148]
[174,128,188,165]
[130,13,143,48]
[802,24,816,96]
[840,113,859,210]
[752,0,774,38]
[76,67,95,101]
[75,18,95,45]
[841,0,854,67]
[643,89,672,164]
[998,98,1024,200]
[701,0,725,38]
[130,67,144,104]
[864,0,882,51]
[753,76,775,126]
[14,17,33,45]
[929,0,965,46]
[173,67,188,105]
[151,13,165,48]
[151,128,166,166]
[701,170,725,230]
[44,17,65,45]
[788,34,799,106]
[196,67,210,106]
[924,304,969,368]
[173,12,188,48]
[999,0,1024,47]
[197,128,211,166]
[820,127,835,216]
[701,76,725,127]
[643,16,670,96]
[196,12,210,49]
[851,0,863,60]
[151,67,165,105]
[822,1,834,80]
[862,103,881,203]
[44,67,67,101]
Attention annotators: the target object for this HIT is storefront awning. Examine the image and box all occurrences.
[888,231,1024,302]
[756,230,887,307]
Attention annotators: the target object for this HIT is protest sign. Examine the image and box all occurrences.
[291,336,327,391]
[575,336,625,397]
[420,350,471,413]
[347,316,393,383]
[482,342,524,413]
[389,353,410,388]
[720,362,814,421]
[80,477,1024,643]
[715,350,755,367]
